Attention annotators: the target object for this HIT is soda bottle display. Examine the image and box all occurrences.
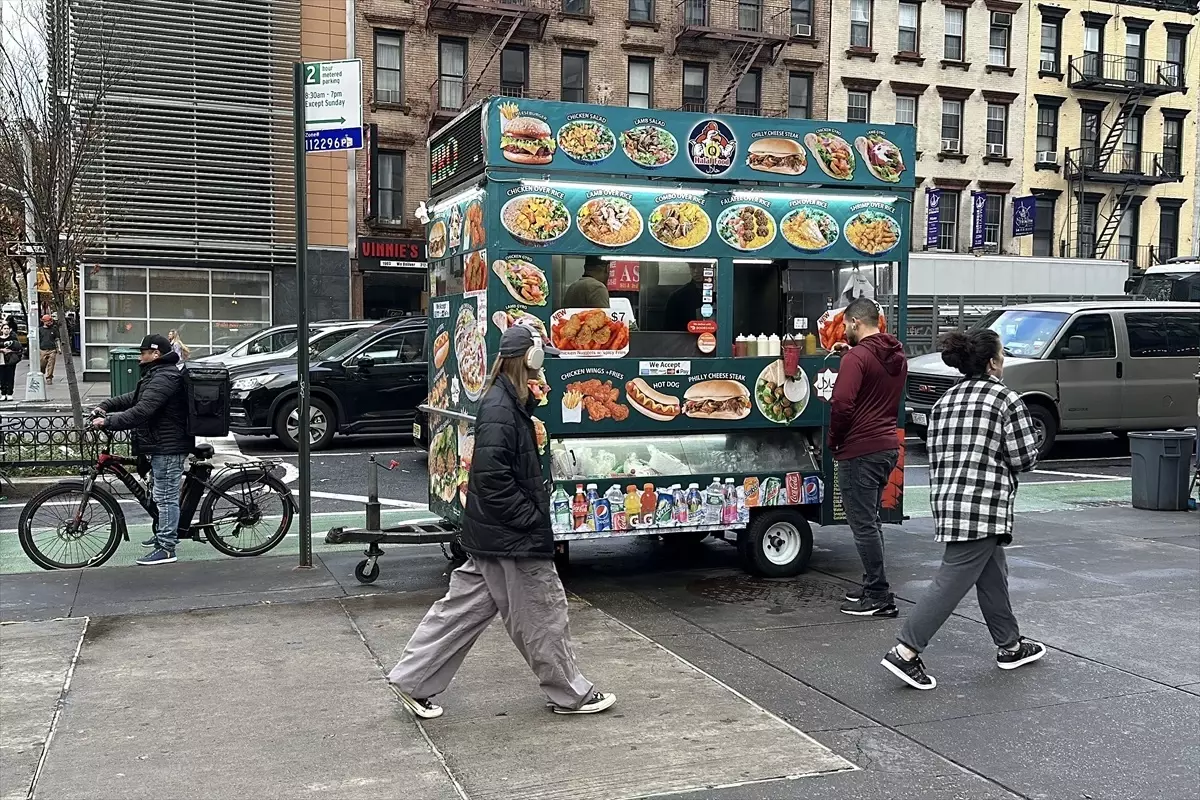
[585,484,600,530]
[722,478,737,526]
[594,496,612,531]
[705,477,724,524]
[571,484,588,531]
[607,484,625,530]
[655,486,675,527]
[551,486,571,532]
[625,485,642,527]
[672,485,688,525]
[686,483,703,525]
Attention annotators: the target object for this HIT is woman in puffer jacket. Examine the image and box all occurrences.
[387,324,615,720]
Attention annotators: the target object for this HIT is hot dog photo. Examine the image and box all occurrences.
[682,380,752,420]
[625,379,681,422]
[433,330,450,369]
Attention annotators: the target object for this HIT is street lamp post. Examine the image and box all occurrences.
[0,141,46,401]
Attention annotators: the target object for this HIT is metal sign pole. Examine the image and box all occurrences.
[293,61,313,569]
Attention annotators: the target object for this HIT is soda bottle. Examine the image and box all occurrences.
[624,485,642,528]
[672,485,688,525]
[722,478,737,525]
[551,486,571,532]
[705,477,724,525]
[686,483,703,525]
[655,486,675,527]
[640,483,657,527]
[736,485,748,524]
[585,484,600,530]
[571,484,588,531]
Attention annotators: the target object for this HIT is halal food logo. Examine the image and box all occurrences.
[688,119,737,175]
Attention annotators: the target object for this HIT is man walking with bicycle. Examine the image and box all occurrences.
[94,334,194,565]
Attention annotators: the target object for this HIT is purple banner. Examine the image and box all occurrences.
[925,188,941,248]
[971,191,988,250]
[1012,195,1036,237]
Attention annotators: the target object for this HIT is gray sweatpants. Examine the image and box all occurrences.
[387,555,594,709]
[898,536,1021,653]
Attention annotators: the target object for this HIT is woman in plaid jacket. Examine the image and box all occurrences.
[881,328,1047,690]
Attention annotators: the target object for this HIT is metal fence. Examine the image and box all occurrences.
[0,415,131,468]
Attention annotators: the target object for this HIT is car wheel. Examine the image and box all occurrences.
[1027,403,1057,458]
[275,397,336,451]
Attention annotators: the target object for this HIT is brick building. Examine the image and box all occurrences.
[352,0,833,317]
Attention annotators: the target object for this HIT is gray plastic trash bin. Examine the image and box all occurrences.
[1129,431,1195,512]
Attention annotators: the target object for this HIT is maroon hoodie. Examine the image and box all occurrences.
[828,332,907,461]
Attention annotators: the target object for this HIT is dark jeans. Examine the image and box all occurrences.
[839,450,899,603]
[0,363,15,395]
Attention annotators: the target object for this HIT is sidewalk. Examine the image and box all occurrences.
[5,359,110,411]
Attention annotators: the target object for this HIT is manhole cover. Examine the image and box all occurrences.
[686,574,848,607]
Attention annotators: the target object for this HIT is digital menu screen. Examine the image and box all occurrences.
[430,105,485,194]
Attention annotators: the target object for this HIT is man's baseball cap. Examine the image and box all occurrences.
[140,334,172,353]
[498,324,558,358]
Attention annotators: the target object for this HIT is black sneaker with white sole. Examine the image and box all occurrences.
[395,689,443,720]
[840,597,898,617]
[997,638,1046,670]
[141,536,159,549]
[551,691,616,715]
[844,588,863,602]
[881,648,937,690]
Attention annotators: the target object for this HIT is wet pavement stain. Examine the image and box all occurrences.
[685,574,848,607]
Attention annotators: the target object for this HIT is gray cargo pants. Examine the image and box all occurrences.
[387,555,594,709]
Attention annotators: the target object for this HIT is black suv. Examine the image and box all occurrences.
[229,317,428,450]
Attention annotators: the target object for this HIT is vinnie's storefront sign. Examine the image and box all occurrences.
[358,237,426,270]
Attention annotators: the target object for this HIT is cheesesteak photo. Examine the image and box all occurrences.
[681,380,752,420]
[746,137,808,175]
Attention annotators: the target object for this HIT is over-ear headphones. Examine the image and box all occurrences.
[525,334,545,371]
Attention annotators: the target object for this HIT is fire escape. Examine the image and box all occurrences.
[1064,51,1186,267]
[423,0,551,136]
[671,0,791,115]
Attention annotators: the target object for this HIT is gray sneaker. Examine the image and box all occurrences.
[551,691,616,715]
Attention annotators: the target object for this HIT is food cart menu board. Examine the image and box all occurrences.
[485,98,916,189]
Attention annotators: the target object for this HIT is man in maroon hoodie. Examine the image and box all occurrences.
[829,298,907,617]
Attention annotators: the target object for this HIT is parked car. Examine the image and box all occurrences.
[412,402,430,452]
[202,324,300,362]
[906,301,1200,455]
[194,320,376,370]
[228,317,428,450]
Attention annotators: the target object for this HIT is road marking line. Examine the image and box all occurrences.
[310,491,427,508]
[1032,468,1127,480]
[0,508,435,536]
[905,477,1131,489]
[25,617,89,800]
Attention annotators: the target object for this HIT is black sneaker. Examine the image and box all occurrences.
[551,691,616,715]
[881,648,937,690]
[140,536,159,549]
[395,689,443,720]
[844,588,863,602]
[840,597,898,617]
[997,638,1046,670]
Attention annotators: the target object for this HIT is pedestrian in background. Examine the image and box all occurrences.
[881,328,1045,691]
[829,298,907,618]
[167,329,190,361]
[0,322,21,400]
[38,315,58,384]
[387,325,615,720]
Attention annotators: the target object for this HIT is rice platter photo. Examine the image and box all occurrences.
[621,125,678,169]
[780,207,839,252]
[501,194,570,244]
[717,204,776,251]
[648,202,711,249]
[843,209,901,256]
[556,120,616,163]
[577,196,643,247]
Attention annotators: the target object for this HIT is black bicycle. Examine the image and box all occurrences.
[18,433,296,570]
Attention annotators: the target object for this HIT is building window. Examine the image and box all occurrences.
[1124,29,1144,82]
[847,90,870,123]
[1036,104,1059,158]
[561,50,589,103]
[738,0,763,31]
[791,0,812,33]
[898,2,919,53]
[378,151,404,223]
[438,38,467,110]
[374,32,403,104]
[986,103,1007,157]
[1159,205,1180,261]
[562,0,589,13]
[628,0,653,22]
[940,99,962,152]
[1078,198,1099,257]
[788,72,812,119]
[1165,32,1186,86]
[682,62,707,112]
[628,58,653,108]
[1117,205,1139,263]
[984,193,1004,251]
[1163,117,1182,175]
[1121,113,1142,171]
[944,7,965,61]
[736,69,761,115]
[1081,109,1101,166]
[895,95,917,129]
[938,190,960,251]
[500,46,528,97]
[1082,22,1103,78]
[988,12,1011,66]
[850,0,871,48]
[1039,18,1061,72]
[1033,196,1056,256]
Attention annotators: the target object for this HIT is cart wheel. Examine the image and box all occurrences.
[354,558,380,584]
[739,510,812,578]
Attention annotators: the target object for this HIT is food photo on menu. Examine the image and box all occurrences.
[557,120,616,163]
[498,102,555,165]
[621,124,678,169]
[501,194,571,244]
[746,137,808,176]
[551,308,631,356]
[492,256,549,306]
[648,201,711,249]
[804,130,855,180]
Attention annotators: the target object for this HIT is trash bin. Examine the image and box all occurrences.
[1129,431,1195,512]
[108,347,141,397]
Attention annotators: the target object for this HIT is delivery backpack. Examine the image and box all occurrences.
[182,364,231,437]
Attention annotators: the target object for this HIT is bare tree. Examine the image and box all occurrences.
[0,0,137,427]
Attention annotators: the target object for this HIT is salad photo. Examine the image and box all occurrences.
[501,194,571,243]
[455,303,487,401]
[557,120,616,163]
[429,424,459,504]
[648,202,711,249]
[717,204,776,251]
[577,196,643,247]
[843,209,901,255]
[780,207,839,252]
[621,125,678,169]
[854,133,905,183]
[804,131,855,180]
[755,360,809,424]
[491,257,549,306]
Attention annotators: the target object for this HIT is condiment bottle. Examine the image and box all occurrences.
[733,334,746,357]
[768,333,781,355]
[804,328,817,355]
[745,334,758,357]
[756,333,769,356]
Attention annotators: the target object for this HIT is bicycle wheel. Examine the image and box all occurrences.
[199,471,294,557]
[18,482,123,570]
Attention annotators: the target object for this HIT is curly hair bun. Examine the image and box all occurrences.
[940,329,1000,376]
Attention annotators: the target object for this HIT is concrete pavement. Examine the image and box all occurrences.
[4,360,109,410]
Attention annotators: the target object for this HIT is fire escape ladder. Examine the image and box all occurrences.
[464,12,524,100]
[1092,182,1137,259]
[1094,85,1145,172]
[713,41,763,113]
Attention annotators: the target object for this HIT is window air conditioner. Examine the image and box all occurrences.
[1040,59,1057,72]
[1036,150,1058,165]
[941,138,960,153]
[792,23,812,37]
[991,11,1012,26]
[987,142,1006,156]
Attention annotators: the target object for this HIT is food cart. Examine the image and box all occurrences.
[329,97,916,582]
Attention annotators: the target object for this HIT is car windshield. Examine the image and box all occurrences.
[274,327,359,358]
[971,309,1069,358]
[1137,272,1200,302]
[315,327,383,361]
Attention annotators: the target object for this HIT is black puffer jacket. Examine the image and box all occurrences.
[100,352,195,455]
[459,375,553,559]
[0,334,21,366]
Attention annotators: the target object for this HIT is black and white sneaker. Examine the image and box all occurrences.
[140,536,159,549]
[551,691,616,715]
[844,587,863,602]
[881,648,937,690]
[395,689,443,720]
[997,638,1046,670]
[840,597,898,617]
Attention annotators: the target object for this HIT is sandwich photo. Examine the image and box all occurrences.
[682,380,751,420]
[747,137,807,175]
[433,330,450,369]
[625,379,681,422]
[501,117,556,165]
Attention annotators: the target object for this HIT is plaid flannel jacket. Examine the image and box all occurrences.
[927,376,1040,543]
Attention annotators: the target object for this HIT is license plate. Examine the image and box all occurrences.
[911,412,928,426]
[412,422,421,440]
